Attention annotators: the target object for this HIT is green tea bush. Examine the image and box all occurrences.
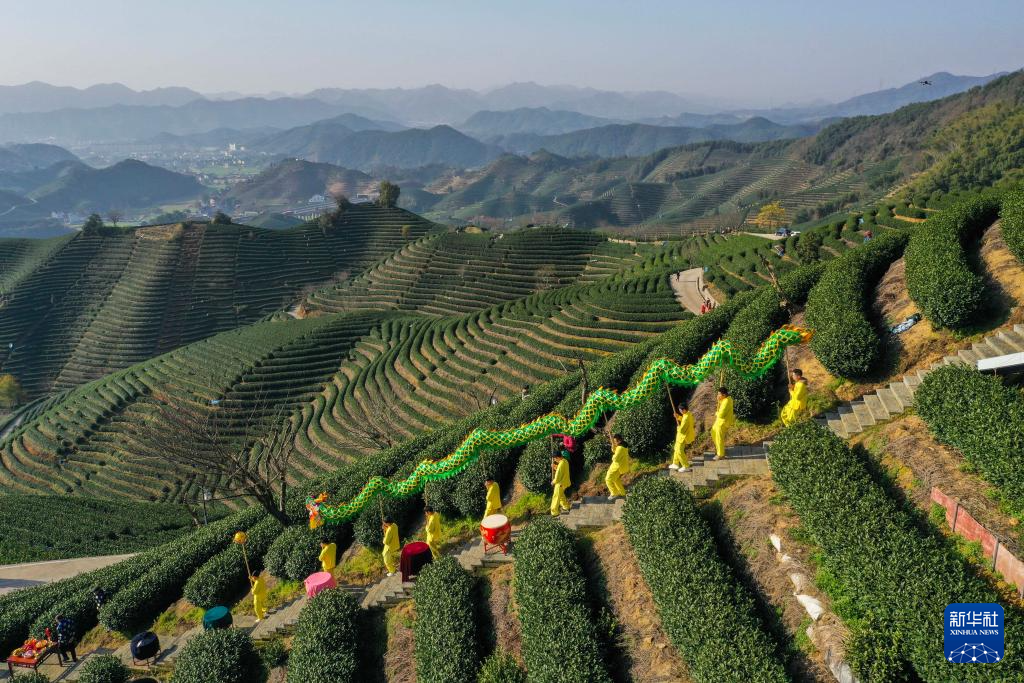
[477,651,526,683]
[1001,189,1024,265]
[100,507,263,634]
[768,421,1024,681]
[805,230,908,378]
[622,477,789,682]
[583,432,610,470]
[287,589,361,683]
[916,364,1024,510]
[171,628,263,683]
[904,197,1001,329]
[10,673,48,683]
[513,518,611,683]
[264,525,308,580]
[284,531,322,582]
[76,654,130,683]
[517,439,554,493]
[184,515,281,609]
[413,558,479,683]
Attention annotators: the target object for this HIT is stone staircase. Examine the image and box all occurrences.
[817,323,1024,439]
[665,446,771,489]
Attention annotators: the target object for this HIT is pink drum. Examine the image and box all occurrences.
[481,513,511,555]
[304,571,337,598]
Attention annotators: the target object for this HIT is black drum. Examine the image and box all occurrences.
[131,631,160,661]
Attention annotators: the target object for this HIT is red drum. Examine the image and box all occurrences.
[480,513,511,555]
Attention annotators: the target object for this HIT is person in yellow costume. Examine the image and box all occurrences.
[669,405,695,471]
[605,435,631,499]
[381,518,400,577]
[318,540,337,574]
[424,506,442,559]
[711,387,735,460]
[780,368,808,426]
[550,452,571,517]
[249,574,267,622]
[483,479,503,519]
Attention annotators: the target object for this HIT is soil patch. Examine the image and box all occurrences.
[384,602,417,683]
[980,222,1024,326]
[851,415,1023,557]
[712,478,846,683]
[482,562,523,665]
[588,524,691,682]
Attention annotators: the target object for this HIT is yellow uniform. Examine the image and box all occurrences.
[780,380,808,426]
[318,542,337,574]
[672,412,695,468]
[550,459,571,516]
[250,576,267,621]
[382,524,400,575]
[425,512,441,559]
[711,396,735,459]
[605,445,631,497]
[484,482,502,518]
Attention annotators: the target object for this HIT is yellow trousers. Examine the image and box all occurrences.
[426,535,440,560]
[550,484,570,516]
[672,440,692,468]
[605,466,626,497]
[383,549,399,574]
[780,401,805,426]
[711,419,729,458]
[252,596,267,621]
[484,501,502,518]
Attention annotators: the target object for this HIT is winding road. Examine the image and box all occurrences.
[670,267,717,314]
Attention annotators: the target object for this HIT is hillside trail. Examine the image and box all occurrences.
[670,267,716,313]
[0,554,135,596]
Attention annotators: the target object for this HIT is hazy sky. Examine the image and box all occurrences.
[3,0,1021,106]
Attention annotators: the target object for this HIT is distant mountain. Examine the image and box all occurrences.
[0,81,202,114]
[639,112,747,127]
[737,71,1009,123]
[251,113,405,159]
[495,118,821,158]
[257,123,501,171]
[28,159,202,212]
[225,159,376,209]
[0,159,90,196]
[0,143,80,172]
[459,107,617,138]
[0,98,357,144]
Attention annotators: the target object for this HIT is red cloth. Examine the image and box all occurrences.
[562,435,576,452]
[304,571,337,598]
[400,541,433,582]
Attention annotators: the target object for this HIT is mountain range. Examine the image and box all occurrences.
[0,72,1009,145]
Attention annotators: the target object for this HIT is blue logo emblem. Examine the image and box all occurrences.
[945,603,1004,663]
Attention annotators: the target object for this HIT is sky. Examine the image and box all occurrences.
[2,0,1021,107]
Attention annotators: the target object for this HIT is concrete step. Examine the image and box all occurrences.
[903,371,923,389]
[985,335,1018,357]
[958,347,983,365]
[1000,331,1024,352]
[851,401,876,429]
[863,393,891,420]
[826,415,848,438]
[890,381,913,406]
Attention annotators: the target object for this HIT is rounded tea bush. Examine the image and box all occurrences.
[477,650,526,683]
[287,589,360,683]
[171,628,263,683]
[77,654,130,683]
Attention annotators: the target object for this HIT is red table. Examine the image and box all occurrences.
[304,571,337,598]
[400,541,433,582]
[7,646,55,676]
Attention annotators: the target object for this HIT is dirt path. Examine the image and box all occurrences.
[587,525,691,682]
[712,479,843,683]
[670,267,716,314]
[384,602,417,683]
[0,553,135,596]
[482,563,523,665]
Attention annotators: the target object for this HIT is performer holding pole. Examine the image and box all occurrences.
[425,506,442,559]
[711,387,734,460]
[605,436,631,499]
[550,452,571,517]
[249,574,267,622]
[669,404,695,471]
[381,518,400,577]
[780,368,808,426]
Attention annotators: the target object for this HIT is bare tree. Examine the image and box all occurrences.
[343,395,408,452]
[136,392,299,524]
[107,209,123,227]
